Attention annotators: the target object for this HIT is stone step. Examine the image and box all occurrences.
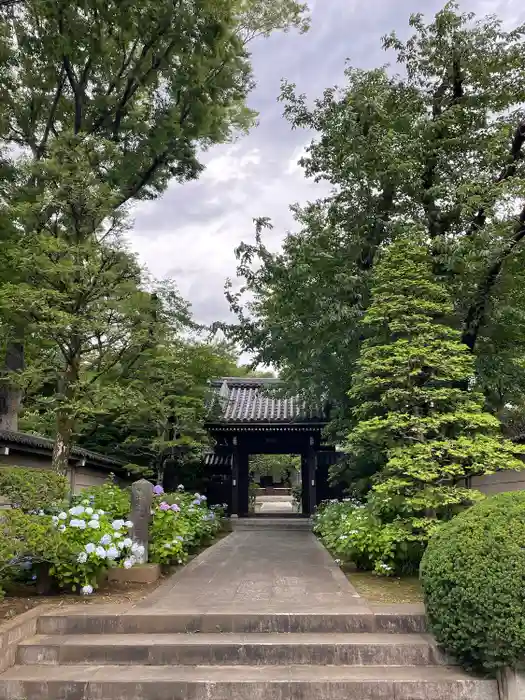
[232,517,310,531]
[0,664,498,700]
[17,632,445,667]
[37,609,427,635]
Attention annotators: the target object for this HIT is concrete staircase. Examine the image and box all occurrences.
[0,607,498,699]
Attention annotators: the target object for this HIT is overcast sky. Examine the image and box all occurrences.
[129,0,525,327]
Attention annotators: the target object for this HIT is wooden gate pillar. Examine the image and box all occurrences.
[306,436,317,516]
[231,436,239,517]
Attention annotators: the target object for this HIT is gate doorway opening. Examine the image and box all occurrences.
[249,454,301,516]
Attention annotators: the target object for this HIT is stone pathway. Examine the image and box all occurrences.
[138,526,367,613]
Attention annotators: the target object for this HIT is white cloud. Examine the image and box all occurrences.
[201,146,261,185]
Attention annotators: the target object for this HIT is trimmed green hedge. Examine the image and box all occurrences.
[420,491,525,673]
[0,467,68,512]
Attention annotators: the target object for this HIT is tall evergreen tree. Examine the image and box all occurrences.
[338,232,524,543]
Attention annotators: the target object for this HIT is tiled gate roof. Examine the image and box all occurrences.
[206,377,326,426]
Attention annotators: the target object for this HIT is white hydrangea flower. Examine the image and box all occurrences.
[77,519,86,530]
[81,584,93,595]
[58,512,67,520]
[124,520,133,528]
[97,509,105,515]
[99,534,112,546]
[106,546,119,560]
[92,513,100,520]
[123,559,133,569]
[85,507,94,515]
[113,531,122,539]
[117,541,125,550]
[85,543,96,554]
[88,520,100,529]
[123,538,133,548]
[77,552,88,564]
[112,520,124,531]
[58,524,66,532]
[95,546,107,559]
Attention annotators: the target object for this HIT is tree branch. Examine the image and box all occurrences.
[462,202,525,351]
[466,119,525,237]
[37,67,66,158]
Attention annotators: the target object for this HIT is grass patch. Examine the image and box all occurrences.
[345,569,423,604]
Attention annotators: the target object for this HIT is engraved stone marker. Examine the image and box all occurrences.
[131,479,154,564]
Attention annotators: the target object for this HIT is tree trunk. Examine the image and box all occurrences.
[0,341,24,432]
[52,409,74,474]
[51,352,80,474]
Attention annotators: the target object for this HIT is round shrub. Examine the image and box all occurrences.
[420,491,525,673]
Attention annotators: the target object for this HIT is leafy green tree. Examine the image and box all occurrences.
[339,233,524,553]
[71,333,243,483]
[0,0,307,465]
[225,3,525,435]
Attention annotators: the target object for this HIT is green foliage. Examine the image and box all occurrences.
[224,4,525,436]
[0,509,61,598]
[70,477,131,520]
[0,467,68,513]
[420,492,525,673]
[250,454,300,483]
[49,503,137,594]
[76,334,242,483]
[149,487,224,566]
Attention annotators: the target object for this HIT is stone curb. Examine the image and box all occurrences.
[0,605,53,674]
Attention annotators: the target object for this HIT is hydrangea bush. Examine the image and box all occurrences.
[49,500,140,594]
[149,485,224,567]
[70,477,131,520]
[312,499,431,576]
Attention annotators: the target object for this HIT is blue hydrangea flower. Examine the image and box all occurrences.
[95,546,107,559]
[99,534,112,546]
[85,543,96,554]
